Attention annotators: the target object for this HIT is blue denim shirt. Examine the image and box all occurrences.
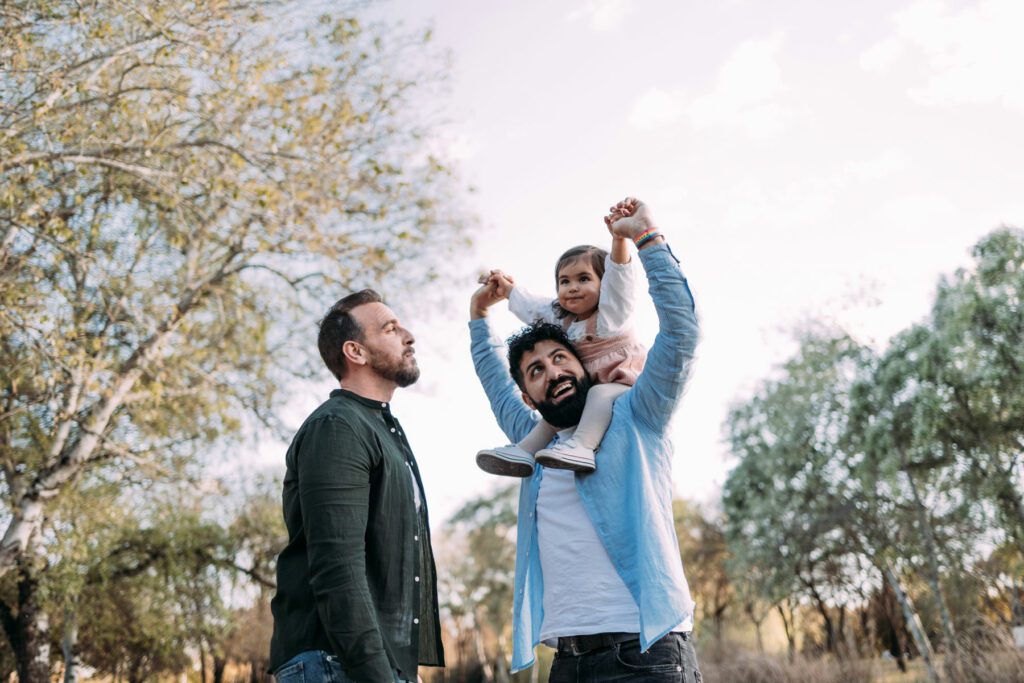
[469,243,699,672]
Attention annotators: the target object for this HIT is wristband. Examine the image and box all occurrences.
[633,228,660,248]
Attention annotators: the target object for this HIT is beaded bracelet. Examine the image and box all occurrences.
[633,227,660,248]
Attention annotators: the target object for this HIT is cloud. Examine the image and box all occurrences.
[627,34,792,139]
[845,148,912,181]
[689,33,792,139]
[628,87,686,130]
[860,0,1024,110]
[566,0,635,32]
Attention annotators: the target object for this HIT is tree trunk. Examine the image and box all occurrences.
[249,658,269,683]
[494,633,510,683]
[213,656,227,683]
[744,601,765,653]
[776,600,796,662]
[473,609,494,683]
[62,605,79,683]
[806,583,836,653]
[904,470,958,654]
[3,561,53,683]
[883,561,939,683]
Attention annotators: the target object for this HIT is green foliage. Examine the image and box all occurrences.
[1,0,469,676]
[440,485,518,678]
[723,332,870,616]
[722,226,1024,659]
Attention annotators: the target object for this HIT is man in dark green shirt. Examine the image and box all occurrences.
[269,289,444,683]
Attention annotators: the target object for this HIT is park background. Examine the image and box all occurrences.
[1,0,1023,681]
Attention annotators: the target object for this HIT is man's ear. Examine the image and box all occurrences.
[342,340,366,367]
[521,391,536,410]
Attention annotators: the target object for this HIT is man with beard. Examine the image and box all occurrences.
[469,198,702,681]
[269,290,444,683]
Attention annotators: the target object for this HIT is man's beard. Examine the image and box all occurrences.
[368,349,420,388]
[532,373,592,429]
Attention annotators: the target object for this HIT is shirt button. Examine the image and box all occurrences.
[390,427,396,433]
[415,576,420,582]
[413,618,419,624]
[414,535,419,541]
[381,402,387,408]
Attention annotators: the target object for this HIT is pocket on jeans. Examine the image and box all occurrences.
[678,637,703,683]
[274,661,304,683]
[613,638,681,674]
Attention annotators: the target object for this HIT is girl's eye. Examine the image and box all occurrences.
[580,275,590,282]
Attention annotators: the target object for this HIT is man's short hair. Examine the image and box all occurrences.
[506,322,584,391]
[318,289,384,380]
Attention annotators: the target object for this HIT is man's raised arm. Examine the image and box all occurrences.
[468,278,537,443]
[605,198,699,432]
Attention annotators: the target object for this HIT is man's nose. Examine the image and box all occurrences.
[402,327,415,345]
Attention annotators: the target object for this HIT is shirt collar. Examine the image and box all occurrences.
[331,387,391,411]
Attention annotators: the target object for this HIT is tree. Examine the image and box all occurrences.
[1,1,470,678]
[723,331,870,656]
[442,485,518,683]
[847,324,983,661]
[673,500,732,643]
[926,228,1024,585]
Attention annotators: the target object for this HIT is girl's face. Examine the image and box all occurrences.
[557,259,601,320]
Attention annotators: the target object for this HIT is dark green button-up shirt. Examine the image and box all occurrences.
[269,389,443,682]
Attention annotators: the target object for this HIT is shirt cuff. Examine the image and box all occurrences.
[637,242,681,272]
[469,317,490,335]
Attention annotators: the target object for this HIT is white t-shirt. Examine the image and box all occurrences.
[537,429,692,642]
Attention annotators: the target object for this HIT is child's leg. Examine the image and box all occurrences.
[571,382,630,451]
[517,420,558,454]
[475,420,557,478]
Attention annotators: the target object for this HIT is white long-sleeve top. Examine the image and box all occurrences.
[507,255,637,341]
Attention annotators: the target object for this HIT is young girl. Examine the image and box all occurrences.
[476,222,647,476]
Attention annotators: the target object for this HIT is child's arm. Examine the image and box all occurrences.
[506,277,559,325]
[596,236,638,336]
[611,235,630,265]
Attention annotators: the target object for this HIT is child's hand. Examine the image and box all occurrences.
[478,269,515,298]
[604,197,656,240]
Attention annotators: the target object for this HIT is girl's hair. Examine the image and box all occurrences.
[551,244,607,320]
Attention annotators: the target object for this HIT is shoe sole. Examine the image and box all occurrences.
[535,453,595,473]
[476,451,535,478]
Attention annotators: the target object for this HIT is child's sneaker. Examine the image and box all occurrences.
[535,437,596,473]
[476,445,535,477]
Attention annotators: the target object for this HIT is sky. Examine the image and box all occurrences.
[244,0,1024,528]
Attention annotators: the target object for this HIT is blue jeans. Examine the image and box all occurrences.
[273,651,411,683]
[548,633,702,683]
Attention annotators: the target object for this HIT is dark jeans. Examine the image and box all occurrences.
[273,650,411,683]
[549,633,702,683]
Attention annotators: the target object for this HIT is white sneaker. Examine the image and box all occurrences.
[476,445,535,477]
[535,437,595,473]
